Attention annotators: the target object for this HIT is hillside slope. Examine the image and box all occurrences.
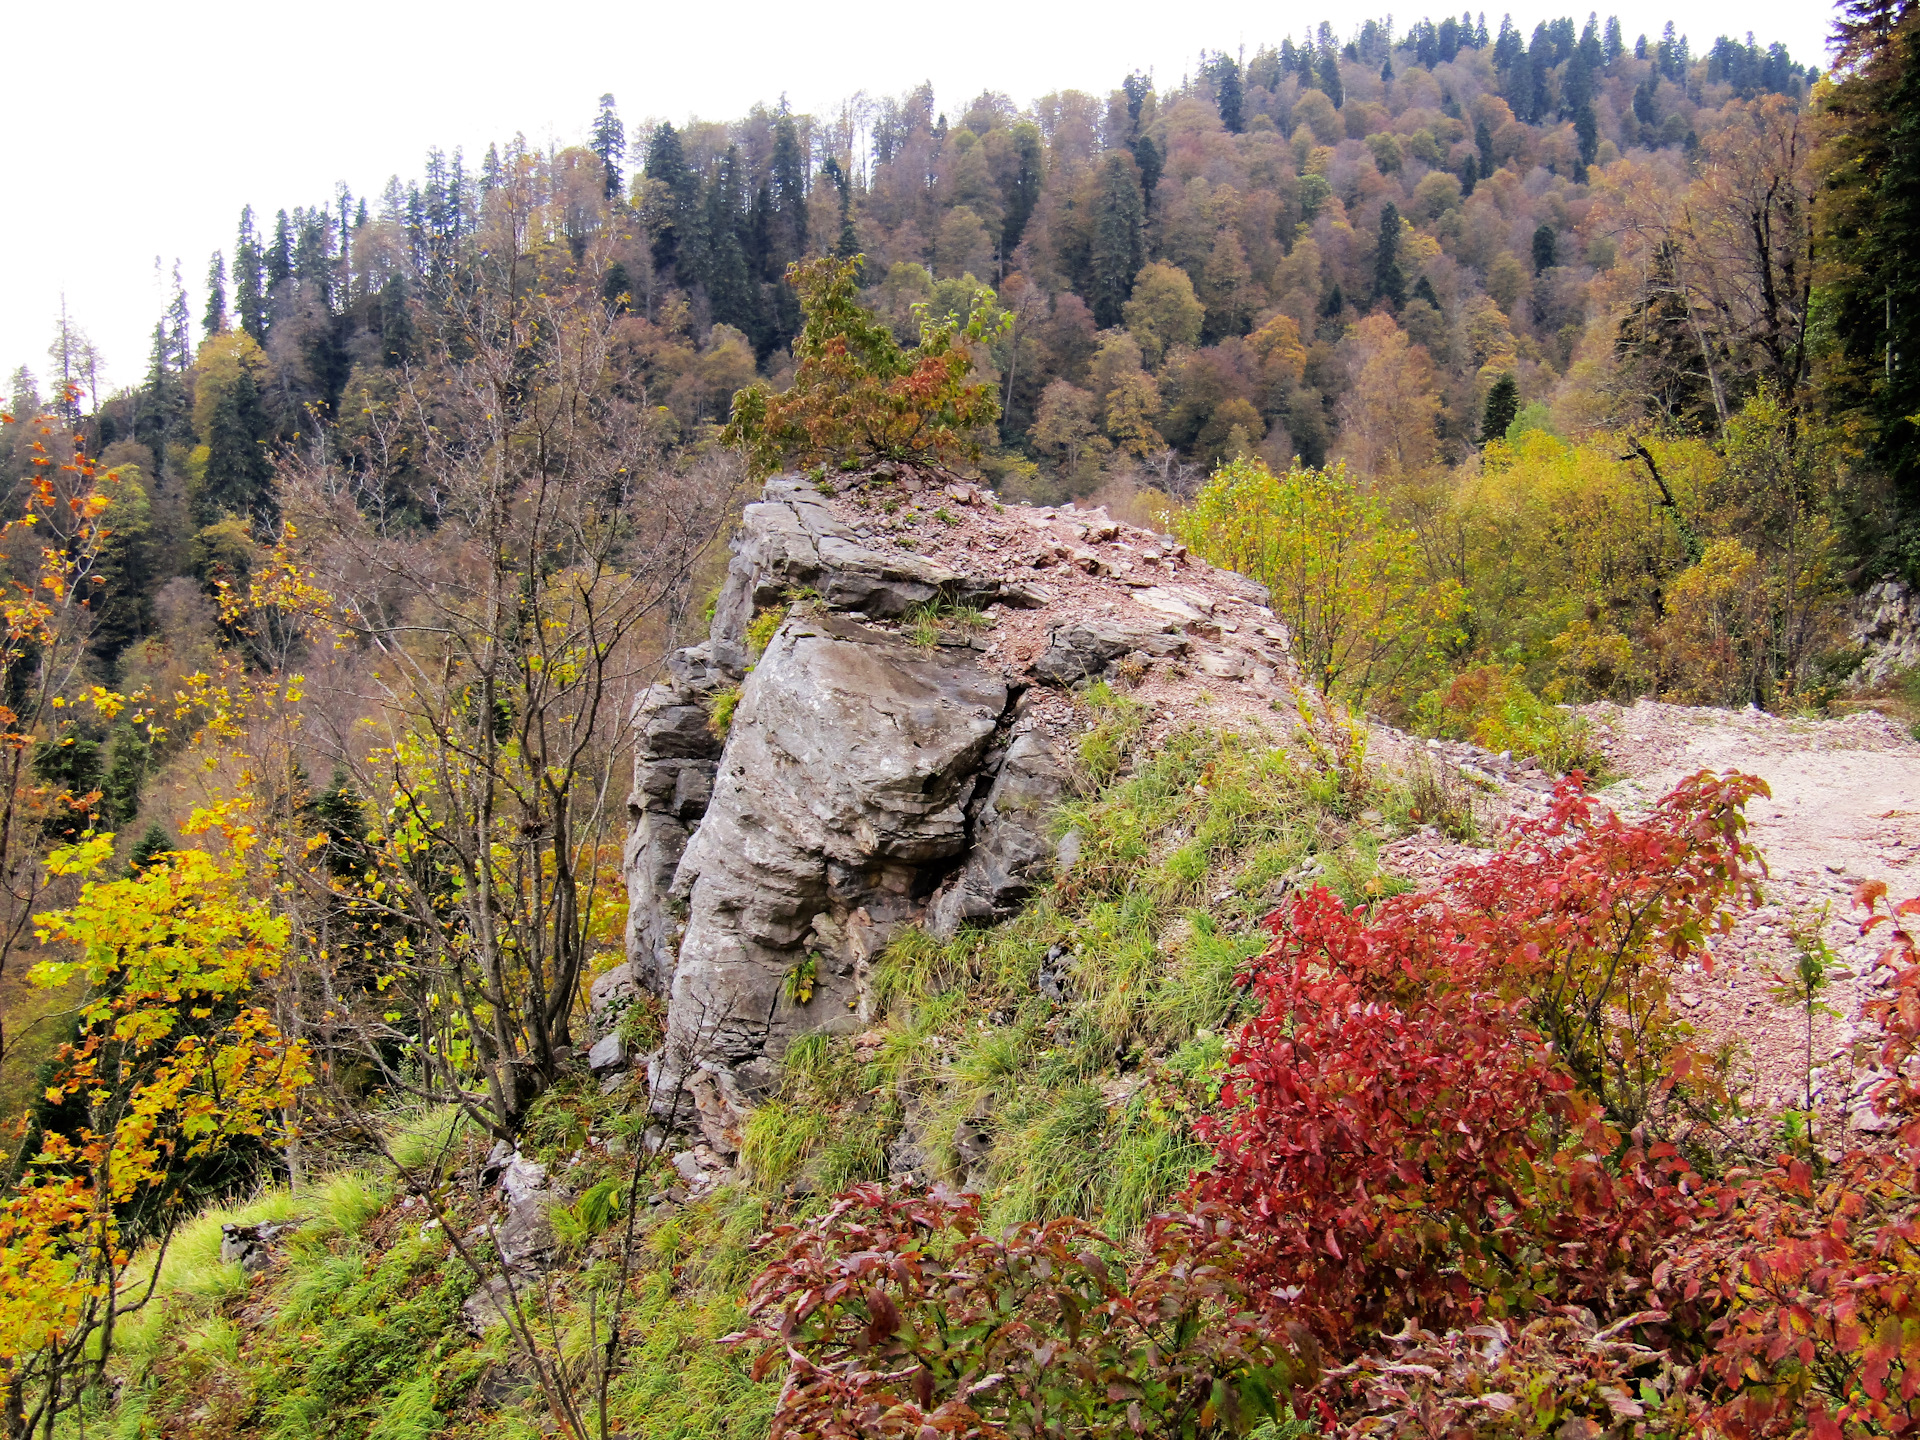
[76,474,1920,1440]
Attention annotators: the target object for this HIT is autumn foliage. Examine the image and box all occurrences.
[730,1186,1300,1438]
[743,773,1920,1436]
[724,256,1007,476]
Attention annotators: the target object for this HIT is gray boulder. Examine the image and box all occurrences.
[664,611,1011,1091]
[1031,619,1189,686]
[587,1031,627,1076]
[927,732,1075,938]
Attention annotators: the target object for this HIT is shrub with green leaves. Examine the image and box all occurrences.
[1414,663,1608,775]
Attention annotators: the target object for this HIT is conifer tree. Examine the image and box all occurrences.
[771,112,809,262]
[234,208,266,342]
[98,727,149,828]
[704,148,760,340]
[1374,203,1407,309]
[1820,5,1920,511]
[820,157,860,259]
[1481,373,1519,441]
[1003,123,1044,249]
[1532,223,1558,272]
[644,122,703,284]
[1210,53,1245,132]
[199,355,274,524]
[1129,133,1164,218]
[267,210,293,287]
[203,252,228,337]
[591,93,625,202]
[602,261,633,313]
[1315,46,1345,106]
[379,272,414,367]
[1088,150,1145,327]
[127,822,173,875]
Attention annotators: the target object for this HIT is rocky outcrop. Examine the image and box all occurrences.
[1854,577,1920,687]
[220,1221,291,1273]
[463,1146,557,1334]
[623,644,736,996]
[624,468,1296,1113]
[666,608,1020,1093]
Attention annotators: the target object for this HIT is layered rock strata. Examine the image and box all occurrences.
[622,469,1291,1127]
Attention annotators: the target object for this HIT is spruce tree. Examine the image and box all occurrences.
[98,726,149,829]
[1532,223,1558,272]
[267,210,293,286]
[1211,53,1245,132]
[1315,47,1345,106]
[128,823,173,875]
[1481,374,1520,442]
[203,251,228,336]
[703,148,760,340]
[1087,150,1145,328]
[1004,123,1044,248]
[234,208,266,342]
[379,272,415,367]
[1374,203,1407,309]
[199,361,274,524]
[591,93,625,202]
[602,261,633,313]
[1823,13,1920,513]
[644,123,703,284]
[771,112,809,264]
[820,157,861,259]
[1129,133,1163,213]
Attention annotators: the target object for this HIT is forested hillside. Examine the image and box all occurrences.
[10,11,1826,493]
[10,4,1920,1438]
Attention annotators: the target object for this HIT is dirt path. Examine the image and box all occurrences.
[1374,699,1920,1145]
[1586,700,1920,1138]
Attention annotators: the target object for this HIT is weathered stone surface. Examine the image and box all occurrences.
[624,646,736,996]
[220,1222,289,1273]
[927,732,1075,939]
[1031,619,1189,686]
[717,478,1039,624]
[462,1151,556,1333]
[588,963,637,1040]
[1855,577,1920,687]
[587,1031,627,1076]
[665,611,1012,1091]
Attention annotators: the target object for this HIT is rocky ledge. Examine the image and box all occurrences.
[614,467,1295,1153]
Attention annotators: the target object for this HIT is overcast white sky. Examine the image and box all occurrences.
[2,0,1831,398]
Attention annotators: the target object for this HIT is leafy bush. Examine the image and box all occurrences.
[1414,664,1608,775]
[723,256,1007,476]
[729,1185,1303,1438]
[1173,457,1461,705]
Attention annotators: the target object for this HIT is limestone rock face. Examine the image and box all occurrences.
[1855,577,1920,687]
[926,732,1075,939]
[667,611,1013,1090]
[623,470,1289,1115]
[624,644,736,995]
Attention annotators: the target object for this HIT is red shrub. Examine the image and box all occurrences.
[1671,885,1920,1438]
[1192,772,1765,1353]
[728,1185,1305,1438]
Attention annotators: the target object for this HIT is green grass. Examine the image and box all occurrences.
[708,683,742,737]
[814,714,1405,1237]
[745,605,784,658]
